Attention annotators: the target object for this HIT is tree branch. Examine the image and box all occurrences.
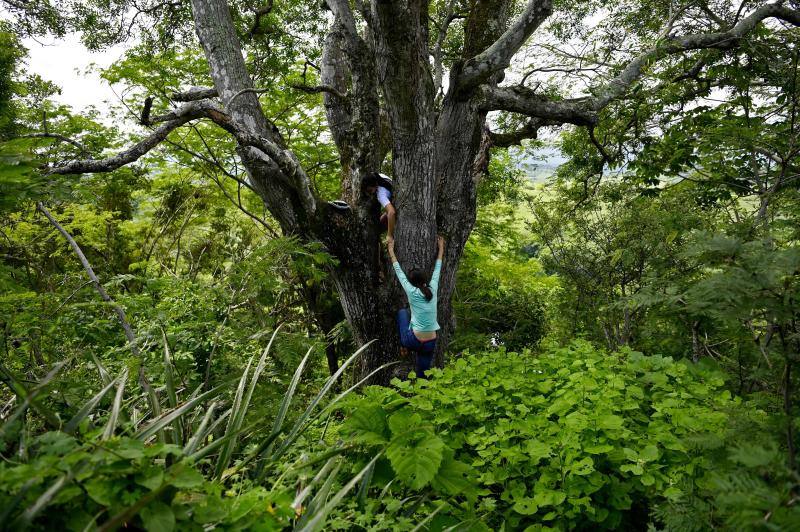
[209,173,279,237]
[587,125,613,166]
[352,0,373,27]
[227,87,273,106]
[591,2,800,111]
[324,0,359,40]
[235,132,317,215]
[290,83,348,99]
[320,0,384,202]
[48,100,233,175]
[753,146,787,166]
[189,0,317,230]
[481,85,597,126]
[37,203,139,357]
[171,87,219,101]
[672,57,708,82]
[457,0,553,92]
[699,1,731,28]
[433,0,460,98]
[18,133,91,157]
[247,0,275,39]
[482,2,800,126]
[489,118,557,147]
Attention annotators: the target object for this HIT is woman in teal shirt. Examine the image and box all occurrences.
[387,236,445,376]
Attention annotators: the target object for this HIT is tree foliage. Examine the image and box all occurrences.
[1,0,800,529]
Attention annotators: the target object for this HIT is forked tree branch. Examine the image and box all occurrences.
[457,0,553,92]
[235,131,317,214]
[482,2,800,127]
[247,0,275,38]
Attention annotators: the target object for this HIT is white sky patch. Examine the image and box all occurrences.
[21,33,130,116]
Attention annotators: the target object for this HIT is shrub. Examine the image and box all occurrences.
[334,341,750,530]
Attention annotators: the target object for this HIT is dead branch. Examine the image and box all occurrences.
[37,203,139,357]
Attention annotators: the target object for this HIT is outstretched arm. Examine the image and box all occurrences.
[386,203,396,242]
[388,240,414,294]
[431,236,445,290]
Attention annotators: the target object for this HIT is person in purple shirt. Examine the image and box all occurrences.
[361,172,396,241]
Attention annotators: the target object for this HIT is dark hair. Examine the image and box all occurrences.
[360,172,393,194]
[408,268,433,301]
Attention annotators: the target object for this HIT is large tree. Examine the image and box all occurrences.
[5,0,799,381]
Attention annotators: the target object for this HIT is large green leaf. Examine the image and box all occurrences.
[344,404,389,445]
[430,448,476,498]
[386,428,445,490]
[139,501,175,532]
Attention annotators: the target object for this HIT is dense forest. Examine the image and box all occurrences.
[1,0,799,530]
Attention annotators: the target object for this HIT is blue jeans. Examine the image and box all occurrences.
[396,309,436,376]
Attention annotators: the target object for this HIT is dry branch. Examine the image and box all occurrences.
[37,203,139,357]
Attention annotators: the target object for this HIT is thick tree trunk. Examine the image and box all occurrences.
[319,0,515,379]
[188,0,514,383]
[315,203,406,381]
[432,99,485,363]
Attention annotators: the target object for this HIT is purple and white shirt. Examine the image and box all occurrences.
[376,186,392,208]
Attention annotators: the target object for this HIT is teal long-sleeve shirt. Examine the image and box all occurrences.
[393,259,442,332]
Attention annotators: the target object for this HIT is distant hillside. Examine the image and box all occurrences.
[511,146,567,183]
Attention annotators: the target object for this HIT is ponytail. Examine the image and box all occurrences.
[408,268,433,301]
[420,285,433,301]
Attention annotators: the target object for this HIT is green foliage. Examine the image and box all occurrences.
[332,341,761,530]
[0,139,48,211]
[477,148,528,205]
[0,433,296,531]
[530,181,717,352]
[454,212,557,351]
[679,235,800,329]
[0,333,376,530]
[706,442,800,530]
[454,155,558,352]
[2,2,799,530]
[0,23,24,138]
[654,424,800,531]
